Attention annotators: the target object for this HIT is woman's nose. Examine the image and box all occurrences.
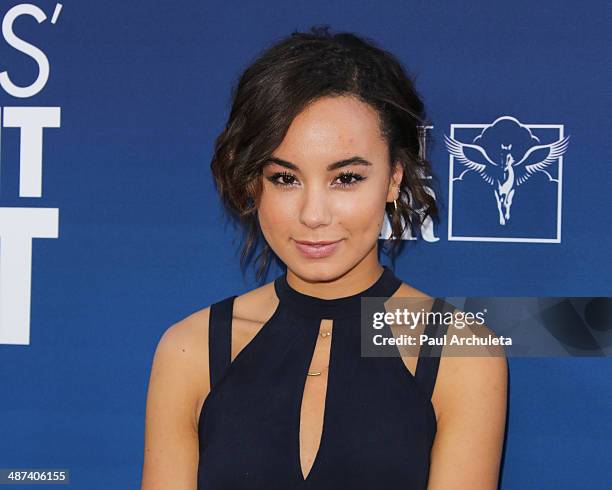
[298,187,332,228]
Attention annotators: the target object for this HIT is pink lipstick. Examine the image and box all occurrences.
[293,239,343,259]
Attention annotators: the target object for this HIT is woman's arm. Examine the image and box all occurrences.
[427,353,508,489]
[141,309,211,490]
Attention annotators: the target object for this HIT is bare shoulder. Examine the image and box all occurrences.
[189,279,279,418]
[141,307,214,488]
[162,277,278,378]
[426,307,508,488]
[388,282,507,422]
[142,280,280,488]
[149,306,214,431]
[433,306,509,423]
[387,289,508,487]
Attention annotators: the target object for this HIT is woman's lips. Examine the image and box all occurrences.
[293,239,343,259]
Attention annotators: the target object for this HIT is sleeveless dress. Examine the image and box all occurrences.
[197,265,448,489]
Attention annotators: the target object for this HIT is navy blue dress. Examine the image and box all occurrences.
[197,265,447,489]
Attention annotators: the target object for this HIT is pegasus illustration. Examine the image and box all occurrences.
[445,119,570,225]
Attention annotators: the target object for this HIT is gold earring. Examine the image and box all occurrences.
[393,186,399,211]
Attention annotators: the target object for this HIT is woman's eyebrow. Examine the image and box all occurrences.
[264,156,373,171]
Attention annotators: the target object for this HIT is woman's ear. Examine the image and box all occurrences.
[386,161,403,202]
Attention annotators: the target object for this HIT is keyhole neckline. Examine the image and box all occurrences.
[274,265,402,319]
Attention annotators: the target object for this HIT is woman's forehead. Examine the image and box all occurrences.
[272,96,387,167]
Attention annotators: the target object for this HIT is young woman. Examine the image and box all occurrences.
[142,27,508,490]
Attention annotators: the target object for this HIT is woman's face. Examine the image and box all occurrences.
[258,95,402,281]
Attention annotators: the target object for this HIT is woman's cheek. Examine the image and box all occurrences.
[336,194,385,235]
[257,197,296,249]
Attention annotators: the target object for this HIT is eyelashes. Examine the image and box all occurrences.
[266,171,367,189]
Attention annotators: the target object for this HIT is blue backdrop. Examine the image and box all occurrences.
[0,1,610,488]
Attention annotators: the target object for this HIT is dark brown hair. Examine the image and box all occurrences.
[210,26,439,282]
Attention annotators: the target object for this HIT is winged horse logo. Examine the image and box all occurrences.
[445,117,570,225]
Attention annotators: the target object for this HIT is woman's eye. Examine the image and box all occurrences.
[267,172,298,187]
[334,171,366,188]
[266,171,366,189]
